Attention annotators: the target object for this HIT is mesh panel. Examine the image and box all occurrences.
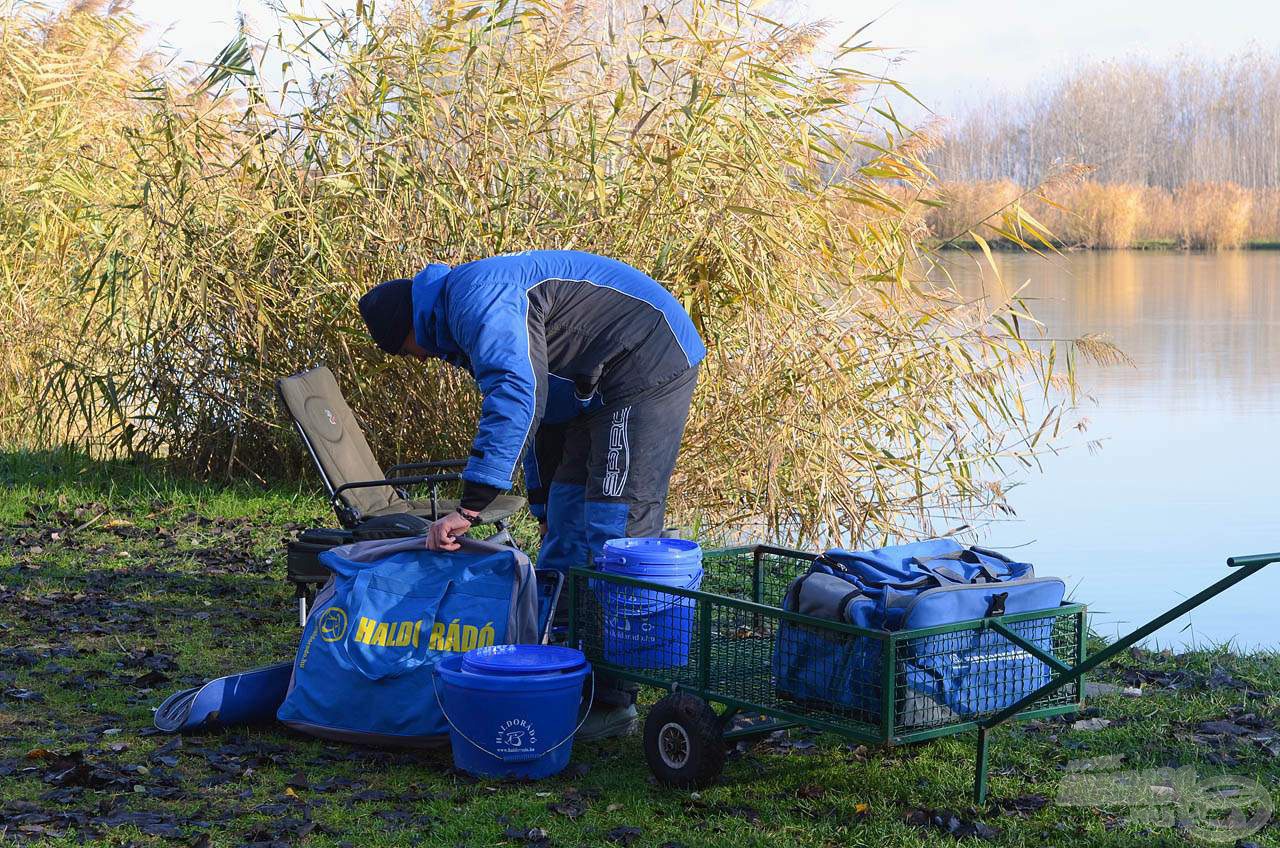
[572,547,887,737]
[893,613,1080,732]
[570,546,1082,744]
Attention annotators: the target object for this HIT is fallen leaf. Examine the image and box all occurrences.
[548,794,587,819]
[1198,720,1251,736]
[606,826,643,846]
[905,807,1001,841]
[503,826,551,845]
[994,794,1048,814]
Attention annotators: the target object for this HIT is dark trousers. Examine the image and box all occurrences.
[535,366,699,705]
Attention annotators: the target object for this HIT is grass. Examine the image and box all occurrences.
[2,454,1278,847]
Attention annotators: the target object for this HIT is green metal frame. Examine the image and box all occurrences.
[567,547,1278,805]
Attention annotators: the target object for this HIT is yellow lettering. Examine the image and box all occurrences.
[478,622,495,647]
[444,619,461,652]
[394,621,413,647]
[429,622,445,650]
[355,617,375,644]
[372,622,390,647]
[412,620,422,649]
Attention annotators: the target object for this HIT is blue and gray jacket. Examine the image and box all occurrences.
[410,250,706,514]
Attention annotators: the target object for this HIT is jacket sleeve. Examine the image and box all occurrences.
[523,451,547,520]
[448,283,547,497]
[523,421,568,521]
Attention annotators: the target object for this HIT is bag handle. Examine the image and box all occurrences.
[908,557,970,584]
[912,551,1011,584]
[431,672,594,763]
[334,575,454,681]
[814,552,942,591]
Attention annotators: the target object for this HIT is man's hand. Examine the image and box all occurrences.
[538,519,549,540]
[427,510,476,551]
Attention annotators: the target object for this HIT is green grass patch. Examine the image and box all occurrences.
[2,455,1277,846]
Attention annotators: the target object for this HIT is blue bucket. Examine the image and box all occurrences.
[595,538,703,669]
[433,645,592,780]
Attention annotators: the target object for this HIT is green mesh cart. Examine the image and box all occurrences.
[567,545,1278,803]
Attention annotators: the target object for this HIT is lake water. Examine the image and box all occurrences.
[943,250,1280,650]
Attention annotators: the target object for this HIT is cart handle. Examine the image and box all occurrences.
[1226,551,1280,568]
[973,550,1278,805]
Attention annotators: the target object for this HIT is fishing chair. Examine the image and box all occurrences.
[276,366,525,542]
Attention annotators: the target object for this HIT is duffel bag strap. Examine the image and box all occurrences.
[913,551,1009,584]
[967,545,1030,579]
[908,555,970,585]
[818,553,940,591]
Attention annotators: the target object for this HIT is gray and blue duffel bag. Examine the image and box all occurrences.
[773,538,1065,722]
[277,535,539,747]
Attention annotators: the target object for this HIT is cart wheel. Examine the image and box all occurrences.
[643,693,726,789]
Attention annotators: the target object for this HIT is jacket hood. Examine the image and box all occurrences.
[411,263,458,359]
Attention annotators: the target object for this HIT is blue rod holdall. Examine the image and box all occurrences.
[153,662,293,733]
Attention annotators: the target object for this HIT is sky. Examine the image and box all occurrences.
[127,0,1280,121]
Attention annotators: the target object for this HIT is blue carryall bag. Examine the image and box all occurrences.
[277,536,538,747]
[773,538,1065,722]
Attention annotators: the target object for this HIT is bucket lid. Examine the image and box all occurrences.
[601,537,701,561]
[460,645,587,676]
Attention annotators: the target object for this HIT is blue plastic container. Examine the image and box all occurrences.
[434,645,592,780]
[595,538,704,669]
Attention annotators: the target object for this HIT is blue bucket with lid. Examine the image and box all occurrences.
[433,645,592,779]
[594,538,703,669]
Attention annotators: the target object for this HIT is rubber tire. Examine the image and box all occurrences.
[643,693,726,789]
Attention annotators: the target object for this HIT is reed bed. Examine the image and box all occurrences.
[0,0,1090,545]
[924,180,1024,245]
[1037,183,1145,249]
[1173,182,1253,249]
[933,179,1276,249]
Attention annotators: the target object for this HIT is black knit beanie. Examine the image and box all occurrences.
[358,278,414,354]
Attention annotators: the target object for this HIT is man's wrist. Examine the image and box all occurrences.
[455,506,480,523]
[459,480,502,514]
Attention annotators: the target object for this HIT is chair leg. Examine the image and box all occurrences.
[482,521,518,549]
[297,585,317,627]
[483,527,514,547]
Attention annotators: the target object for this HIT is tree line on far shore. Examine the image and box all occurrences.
[926,52,1280,248]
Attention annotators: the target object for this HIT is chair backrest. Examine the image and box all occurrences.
[276,366,399,519]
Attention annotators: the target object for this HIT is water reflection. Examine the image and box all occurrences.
[942,250,1280,649]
